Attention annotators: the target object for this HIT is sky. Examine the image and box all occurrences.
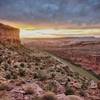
[0,0,100,38]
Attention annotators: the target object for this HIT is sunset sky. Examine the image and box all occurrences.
[0,0,100,38]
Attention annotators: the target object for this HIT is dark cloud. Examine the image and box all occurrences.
[0,0,100,28]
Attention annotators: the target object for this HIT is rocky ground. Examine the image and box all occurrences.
[0,43,100,100]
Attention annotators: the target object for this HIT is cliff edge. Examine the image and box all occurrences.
[0,23,20,45]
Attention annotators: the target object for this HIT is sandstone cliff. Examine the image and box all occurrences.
[0,23,20,45]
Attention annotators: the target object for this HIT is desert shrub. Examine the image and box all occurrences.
[81,83,88,90]
[13,65,18,68]
[40,66,44,70]
[97,81,100,89]
[15,79,25,86]
[12,73,18,79]
[39,92,57,100]
[35,62,39,66]
[65,87,75,95]
[24,86,34,95]
[20,63,25,68]
[46,81,57,92]
[4,64,9,71]
[33,72,38,79]
[37,70,47,81]
[19,68,26,77]
[0,83,8,91]
[10,70,18,79]
[0,58,3,64]
[51,73,56,79]
[5,71,11,79]
[79,90,86,97]
[35,67,39,70]
[5,70,18,79]
[7,60,11,64]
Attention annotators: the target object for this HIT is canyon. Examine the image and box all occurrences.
[0,24,100,99]
[23,37,100,78]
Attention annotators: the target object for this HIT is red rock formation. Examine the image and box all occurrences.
[0,23,20,45]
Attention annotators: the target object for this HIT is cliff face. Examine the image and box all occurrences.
[0,23,20,45]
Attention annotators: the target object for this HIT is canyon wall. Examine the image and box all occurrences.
[0,23,20,45]
[24,39,100,75]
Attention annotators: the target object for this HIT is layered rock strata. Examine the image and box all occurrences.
[0,23,20,45]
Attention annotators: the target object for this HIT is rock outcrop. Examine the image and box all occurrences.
[0,23,20,45]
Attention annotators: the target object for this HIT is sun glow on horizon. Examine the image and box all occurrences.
[0,19,100,38]
[20,29,100,38]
